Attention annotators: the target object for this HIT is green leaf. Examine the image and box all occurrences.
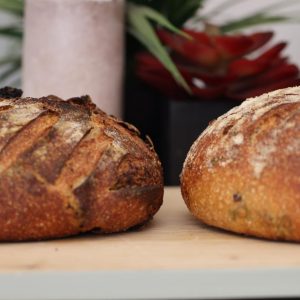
[127,3,191,93]
[203,0,299,33]
[220,14,290,33]
[136,5,190,39]
[0,56,20,66]
[0,26,22,38]
[127,0,204,27]
[0,0,24,16]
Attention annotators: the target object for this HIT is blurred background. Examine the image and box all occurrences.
[203,0,300,65]
[0,0,300,184]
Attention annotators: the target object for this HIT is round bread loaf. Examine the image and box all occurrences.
[0,87,163,241]
[181,86,300,241]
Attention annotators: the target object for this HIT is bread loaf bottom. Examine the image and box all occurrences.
[0,87,163,241]
[181,86,300,241]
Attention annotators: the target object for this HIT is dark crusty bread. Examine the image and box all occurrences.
[181,86,300,241]
[0,87,163,241]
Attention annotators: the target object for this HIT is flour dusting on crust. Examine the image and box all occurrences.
[184,86,300,178]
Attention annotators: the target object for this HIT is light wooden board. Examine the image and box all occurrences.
[1,187,300,299]
[1,187,300,272]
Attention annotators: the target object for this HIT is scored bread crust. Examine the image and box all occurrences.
[181,86,300,241]
[0,88,163,241]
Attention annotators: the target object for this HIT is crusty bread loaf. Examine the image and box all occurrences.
[0,87,163,241]
[181,86,300,241]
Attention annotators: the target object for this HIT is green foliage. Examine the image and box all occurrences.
[0,0,23,85]
[127,3,191,92]
[126,0,203,91]
[0,25,22,38]
[0,0,298,88]
[128,0,204,27]
[221,14,290,33]
[0,0,23,16]
[202,0,298,33]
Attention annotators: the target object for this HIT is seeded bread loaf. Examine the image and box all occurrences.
[0,87,163,241]
[181,86,300,241]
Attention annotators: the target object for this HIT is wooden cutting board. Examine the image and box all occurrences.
[1,187,300,299]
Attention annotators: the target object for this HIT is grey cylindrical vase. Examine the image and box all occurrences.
[23,0,124,117]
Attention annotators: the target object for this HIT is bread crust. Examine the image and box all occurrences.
[0,88,163,241]
[181,86,300,241]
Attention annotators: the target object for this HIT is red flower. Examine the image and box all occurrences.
[136,29,300,101]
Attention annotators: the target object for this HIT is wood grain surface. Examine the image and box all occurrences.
[1,187,300,273]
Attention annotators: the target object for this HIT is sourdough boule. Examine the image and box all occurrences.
[0,87,163,241]
[181,86,300,241]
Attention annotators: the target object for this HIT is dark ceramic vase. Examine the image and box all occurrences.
[125,85,239,185]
